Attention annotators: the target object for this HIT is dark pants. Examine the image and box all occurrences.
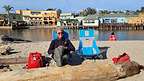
[53,46,69,67]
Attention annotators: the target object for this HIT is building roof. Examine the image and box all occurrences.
[60,13,76,17]
[98,13,138,18]
[80,13,138,20]
[83,15,98,20]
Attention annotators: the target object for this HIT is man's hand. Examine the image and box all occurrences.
[64,46,68,49]
[59,45,67,49]
[48,54,53,58]
[59,45,63,48]
[70,51,74,54]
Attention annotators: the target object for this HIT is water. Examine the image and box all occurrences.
[0,28,144,41]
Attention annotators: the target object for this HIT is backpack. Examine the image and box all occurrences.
[112,53,130,64]
[26,52,43,69]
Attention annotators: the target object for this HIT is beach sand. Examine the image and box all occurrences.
[0,41,144,81]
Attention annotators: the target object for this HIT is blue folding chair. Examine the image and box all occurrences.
[78,29,104,59]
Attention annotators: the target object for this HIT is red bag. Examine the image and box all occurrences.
[26,52,43,69]
[112,53,130,64]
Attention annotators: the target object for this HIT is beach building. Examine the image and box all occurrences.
[75,16,85,25]
[99,14,129,24]
[10,13,27,27]
[0,13,24,26]
[0,15,5,26]
[128,12,144,25]
[16,10,59,26]
[0,13,26,29]
[58,13,79,27]
[82,15,99,28]
[60,13,74,20]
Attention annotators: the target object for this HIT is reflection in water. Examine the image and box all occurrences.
[0,29,13,36]
[1,29,144,41]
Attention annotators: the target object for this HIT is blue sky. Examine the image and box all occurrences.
[0,0,144,13]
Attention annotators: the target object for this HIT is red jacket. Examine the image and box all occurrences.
[109,35,117,41]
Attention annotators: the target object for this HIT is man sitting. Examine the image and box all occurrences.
[48,28,75,67]
[109,32,117,41]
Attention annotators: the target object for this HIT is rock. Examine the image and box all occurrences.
[0,57,27,64]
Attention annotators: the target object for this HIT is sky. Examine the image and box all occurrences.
[0,0,144,13]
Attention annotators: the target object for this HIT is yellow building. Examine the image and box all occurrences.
[16,10,59,26]
[128,12,144,25]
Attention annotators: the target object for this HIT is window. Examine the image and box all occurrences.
[31,12,41,15]
[84,20,95,23]
[44,17,47,20]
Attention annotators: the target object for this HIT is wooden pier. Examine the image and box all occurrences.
[98,23,144,30]
[60,24,144,30]
[1,24,143,30]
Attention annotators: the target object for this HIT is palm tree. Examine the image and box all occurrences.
[3,5,14,25]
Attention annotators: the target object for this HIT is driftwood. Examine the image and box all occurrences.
[115,61,144,79]
[0,61,143,81]
[0,44,11,55]
[0,57,27,64]
[0,57,26,73]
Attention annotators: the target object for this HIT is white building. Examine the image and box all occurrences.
[60,13,75,20]
[59,13,80,26]
[82,15,99,27]
[75,16,85,21]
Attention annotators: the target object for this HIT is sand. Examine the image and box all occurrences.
[0,41,144,81]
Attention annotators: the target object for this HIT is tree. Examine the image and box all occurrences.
[99,10,110,14]
[57,9,62,15]
[26,8,30,10]
[46,8,56,11]
[79,7,97,16]
[56,9,62,19]
[86,7,97,15]
[3,5,14,25]
[140,7,144,12]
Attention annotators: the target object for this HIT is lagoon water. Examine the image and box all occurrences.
[0,28,144,41]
